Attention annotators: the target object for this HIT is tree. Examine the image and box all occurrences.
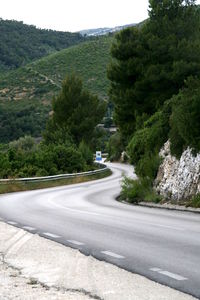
[169,77,200,156]
[52,74,106,144]
[108,0,200,139]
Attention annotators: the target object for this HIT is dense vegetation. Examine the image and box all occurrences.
[108,0,200,203]
[0,75,105,178]
[0,36,112,103]
[0,136,88,178]
[0,18,85,70]
[0,100,50,143]
[0,36,112,143]
[50,74,106,145]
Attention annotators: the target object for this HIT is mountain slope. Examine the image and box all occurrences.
[0,36,113,103]
[0,18,85,70]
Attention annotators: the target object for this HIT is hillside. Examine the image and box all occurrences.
[0,18,86,70]
[0,35,113,103]
[0,36,113,142]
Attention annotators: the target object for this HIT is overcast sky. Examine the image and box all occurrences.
[1,0,200,33]
[1,0,150,32]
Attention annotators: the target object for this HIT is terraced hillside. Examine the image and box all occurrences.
[0,36,113,104]
[0,35,113,142]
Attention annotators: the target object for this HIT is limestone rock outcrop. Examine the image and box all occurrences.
[155,141,200,201]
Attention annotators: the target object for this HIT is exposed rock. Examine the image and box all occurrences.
[155,141,200,201]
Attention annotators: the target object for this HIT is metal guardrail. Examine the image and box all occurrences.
[0,163,109,183]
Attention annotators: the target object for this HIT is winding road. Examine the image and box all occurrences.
[0,162,199,298]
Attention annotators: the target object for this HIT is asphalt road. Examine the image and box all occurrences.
[0,162,200,299]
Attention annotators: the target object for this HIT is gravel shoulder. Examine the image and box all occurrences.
[0,221,197,300]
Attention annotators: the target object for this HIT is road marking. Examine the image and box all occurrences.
[67,240,85,246]
[158,270,187,281]
[43,232,61,239]
[101,251,125,259]
[7,221,18,225]
[23,226,36,231]
[150,267,162,272]
[150,268,188,281]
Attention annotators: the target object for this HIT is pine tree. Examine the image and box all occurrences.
[108,0,200,139]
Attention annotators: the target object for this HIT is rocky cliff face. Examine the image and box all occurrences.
[155,141,200,201]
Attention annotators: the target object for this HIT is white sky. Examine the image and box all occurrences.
[1,0,150,32]
[1,0,200,33]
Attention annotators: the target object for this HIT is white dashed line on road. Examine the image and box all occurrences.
[43,232,61,238]
[101,251,125,259]
[7,221,18,225]
[67,240,85,245]
[23,226,36,231]
[150,268,162,272]
[158,270,188,281]
[150,268,188,281]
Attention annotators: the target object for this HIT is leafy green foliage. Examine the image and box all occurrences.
[90,127,111,153]
[0,37,112,141]
[52,74,106,144]
[108,1,200,203]
[0,18,85,69]
[0,36,113,103]
[170,77,200,156]
[127,101,171,176]
[187,193,200,208]
[43,120,72,146]
[108,0,200,138]
[0,137,88,178]
[121,176,161,204]
[106,132,124,161]
[79,141,93,167]
[0,100,49,143]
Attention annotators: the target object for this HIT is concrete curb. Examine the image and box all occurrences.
[119,199,200,214]
[138,202,200,214]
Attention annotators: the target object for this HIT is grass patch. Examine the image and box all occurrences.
[0,169,112,194]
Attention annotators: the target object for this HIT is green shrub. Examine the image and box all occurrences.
[121,176,161,204]
[187,193,200,208]
[107,132,124,161]
[79,141,93,167]
[127,102,171,181]
[135,153,161,180]
[170,77,200,157]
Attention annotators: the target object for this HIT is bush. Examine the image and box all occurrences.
[43,119,72,146]
[121,176,161,204]
[187,194,200,208]
[127,102,171,181]
[170,77,200,157]
[135,153,161,180]
[107,132,124,161]
[128,106,170,166]
[0,137,90,178]
[79,141,93,167]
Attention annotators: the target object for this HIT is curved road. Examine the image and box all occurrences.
[0,162,199,298]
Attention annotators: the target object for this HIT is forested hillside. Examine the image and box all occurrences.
[0,19,85,70]
[0,36,113,142]
[0,36,112,102]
